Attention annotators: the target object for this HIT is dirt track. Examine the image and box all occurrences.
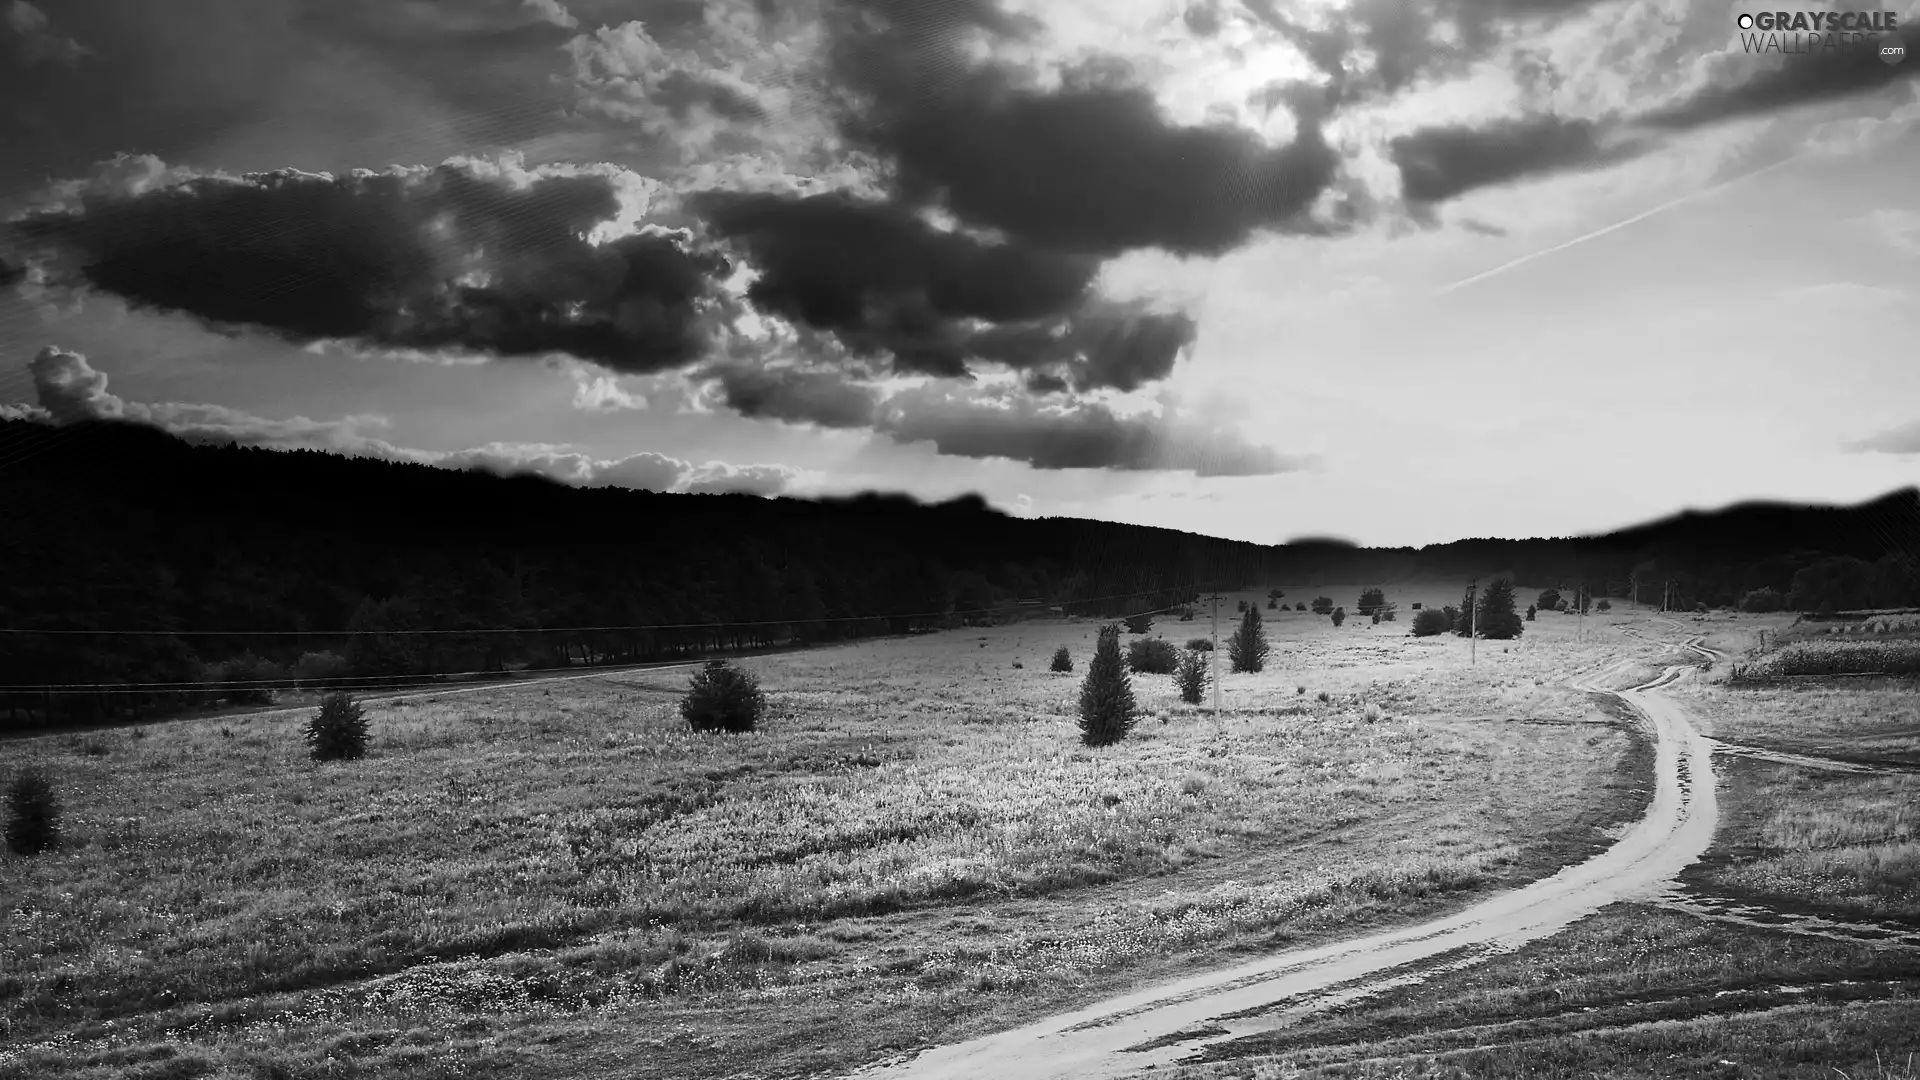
[849,622,1723,1080]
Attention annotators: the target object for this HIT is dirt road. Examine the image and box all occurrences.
[850,628,1722,1080]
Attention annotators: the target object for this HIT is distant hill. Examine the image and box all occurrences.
[1,417,1914,729]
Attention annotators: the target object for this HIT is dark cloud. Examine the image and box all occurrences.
[1391,115,1649,203]
[875,385,1309,475]
[13,160,733,373]
[1244,0,1612,108]
[1184,1,1224,37]
[691,189,1194,387]
[704,362,881,428]
[826,2,1341,258]
[1638,24,1919,132]
[0,0,589,203]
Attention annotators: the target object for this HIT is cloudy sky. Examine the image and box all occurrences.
[1,0,1915,546]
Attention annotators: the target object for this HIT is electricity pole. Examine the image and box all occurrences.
[1207,591,1224,714]
[1469,578,1477,665]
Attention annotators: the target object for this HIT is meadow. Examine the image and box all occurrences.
[1146,614,1920,1078]
[2,586,1664,1079]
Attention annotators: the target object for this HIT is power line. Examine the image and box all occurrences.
[0,592,1196,694]
[0,585,1195,638]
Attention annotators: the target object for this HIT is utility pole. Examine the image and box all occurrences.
[1207,590,1223,714]
[1469,578,1477,665]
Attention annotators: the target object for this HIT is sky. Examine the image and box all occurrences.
[0,0,1916,548]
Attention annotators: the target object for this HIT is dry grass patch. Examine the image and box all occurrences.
[1,609,1660,1078]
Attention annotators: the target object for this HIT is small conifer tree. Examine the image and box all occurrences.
[1050,645,1073,672]
[5,766,60,856]
[682,660,766,733]
[305,692,370,761]
[1078,624,1138,746]
[1229,605,1270,672]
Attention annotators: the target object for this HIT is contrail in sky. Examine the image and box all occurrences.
[1434,153,1807,296]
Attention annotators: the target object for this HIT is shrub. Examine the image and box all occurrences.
[5,766,60,856]
[1295,602,1306,611]
[1556,600,1570,613]
[1412,608,1452,636]
[305,692,370,761]
[1370,612,1380,625]
[1268,588,1285,600]
[1175,648,1209,704]
[1358,588,1386,615]
[1127,637,1180,674]
[1179,612,1195,621]
[1695,601,1708,614]
[1229,605,1270,672]
[1380,608,1395,622]
[1050,646,1073,672]
[1525,604,1537,621]
[1331,607,1347,627]
[1011,660,1023,669]
[292,650,351,690]
[1267,598,1277,609]
[1740,587,1786,614]
[1362,702,1384,723]
[1236,600,1249,614]
[215,652,285,705]
[1442,605,1460,631]
[1186,637,1214,651]
[1311,596,1334,615]
[1078,625,1138,746]
[1596,599,1612,613]
[1124,613,1153,634]
[682,661,766,733]
[1537,588,1562,611]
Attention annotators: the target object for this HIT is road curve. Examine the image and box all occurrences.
[849,635,1721,1080]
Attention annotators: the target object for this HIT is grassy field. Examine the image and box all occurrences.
[1660,620,1920,928]
[1,585,1662,1079]
[1155,903,1920,1079]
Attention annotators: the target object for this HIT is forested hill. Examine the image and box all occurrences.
[1,416,1914,729]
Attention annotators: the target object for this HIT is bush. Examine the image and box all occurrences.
[1267,598,1277,609]
[1236,600,1249,614]
[1358,588,1386,615]
[1295,602,1306,611]
[292,650,352,690]
[1331,607,1347,627]
[1268,588,1285,600]
[1186,637,1214,651]
[5,766,60,856]
[1412,608,1452,636]
[1525,604,1536,621]
[1740,587,1786,614]
[1050,645,1073,672]
[215,652,286,705]
[1311,596,1334,615]
[1175,648,1209,705]
[1127,637,1180,674]
[1380,608,1395,622]
[1596,599,1612,613]
[1556,600,1570,613]
[1695,601,1708,614]
[1370,612,1380,625]
[1537,588,1562,611]
[1078,624,1138,746]
[1229,606,1270,673]
[1442,605,1460,631]
[305,692,370,761]
[682,661,766,733]
[1123,613,1153,634]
